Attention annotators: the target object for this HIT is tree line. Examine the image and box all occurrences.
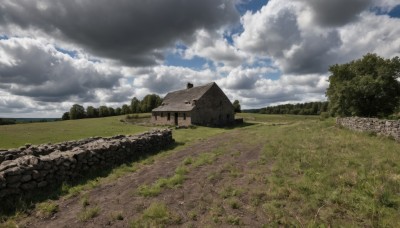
[0,118,16,125]
[62,94,162,120]
[255,101,329,115]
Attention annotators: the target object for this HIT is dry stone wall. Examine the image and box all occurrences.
[336,117,400,142]
[0,129,173,199]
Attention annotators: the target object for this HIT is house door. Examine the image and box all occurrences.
[174,113,178,125]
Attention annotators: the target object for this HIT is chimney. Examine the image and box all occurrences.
[187,82,193,89]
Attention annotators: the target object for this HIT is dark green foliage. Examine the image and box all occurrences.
[98,106,109,117]
[121,104,131,115]
[0,118,16,125]
[140,94,162,113]
[61,94,163,119]
[86,106,98,118]
[115,107,122,116]
[108,107,115,116]
[131,97,141,113]
[69,104,85,120]
[61,112,70,121]
[233,100,241,113]
[326,53,400,117]
[259,101,329,115]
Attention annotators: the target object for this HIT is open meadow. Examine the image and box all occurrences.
[1,113,400,227]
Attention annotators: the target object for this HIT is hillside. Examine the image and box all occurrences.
[1,113,400,227]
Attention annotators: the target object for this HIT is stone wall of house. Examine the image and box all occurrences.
[336,117,400,141]
[0,129,174,199]
[191,84,235,126]
[152,111,192,126]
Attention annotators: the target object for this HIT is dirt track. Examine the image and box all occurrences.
[19,128,270,227]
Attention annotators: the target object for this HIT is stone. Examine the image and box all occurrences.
[21,174,32,182]
[32,170,41,179]
[5,154,13,160]
[7,182,21,189]
[21,182,37,190]
[4,166,21,176]
[0,188,21,197]
[29,157,40,166]
[37,181,48,188]
[0,129,174,200]
[63,161,71,167]
[6,174,21,184]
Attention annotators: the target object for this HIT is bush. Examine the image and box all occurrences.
[319,112,330,120]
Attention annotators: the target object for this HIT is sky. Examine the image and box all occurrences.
[0,0,400,118]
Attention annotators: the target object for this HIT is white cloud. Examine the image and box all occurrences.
[132,65,218,95]
[183,29,247,69]
[0,37,122,102]
[234,0,400,75]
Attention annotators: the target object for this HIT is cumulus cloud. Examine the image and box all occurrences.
[131,66,218,95]
[0,0,239,66]
[0,37,121,102]
[183,29,247,69]
[223,74,329,108]
[234,0,400,75]
[219,66,276,90]
[298,0,373,27]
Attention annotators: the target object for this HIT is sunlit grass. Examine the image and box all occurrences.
[0,114,152,149]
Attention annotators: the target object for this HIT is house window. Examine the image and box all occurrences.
[161,112,164,117]
[227,114,230,120]
[167,113,170,121]
[183,113,186,120]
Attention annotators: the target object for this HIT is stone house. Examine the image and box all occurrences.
[151,82,235,126]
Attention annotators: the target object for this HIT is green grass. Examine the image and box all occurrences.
[35,201,59,218]
[2,113,400,226]
[234,114,400,227]
[77,206,100,222]
[137,147,225,197]
[0,114,152,149]
[130,202,181,227]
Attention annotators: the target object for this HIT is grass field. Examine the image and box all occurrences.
[1,113,400,227]
[0,114,152,149]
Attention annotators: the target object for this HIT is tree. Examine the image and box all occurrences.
[121,104,130,115]
[233,100,241,113]
[108,107,115,116]
[115,107,122,116]
[69,104,85,119]
[86,106,97,118]
[326,53,400,117]
[140,94,162,113]
[61,112,70,120]
[131,97,141,113]
[98,106,109,117]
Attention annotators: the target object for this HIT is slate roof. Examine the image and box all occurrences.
[152,82,215,112]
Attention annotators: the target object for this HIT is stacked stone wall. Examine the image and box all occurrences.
[336,117,400,142]
[0,129,174,199]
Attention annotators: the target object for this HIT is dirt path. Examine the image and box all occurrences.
[18,128,269,227]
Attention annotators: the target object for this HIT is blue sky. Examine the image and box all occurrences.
[0,0,399,117]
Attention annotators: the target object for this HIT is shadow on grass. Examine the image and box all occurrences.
[0,142,182,221]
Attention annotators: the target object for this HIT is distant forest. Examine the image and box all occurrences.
[0,118,59,125]
[62,94,162,120]
[244,101,329,115]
